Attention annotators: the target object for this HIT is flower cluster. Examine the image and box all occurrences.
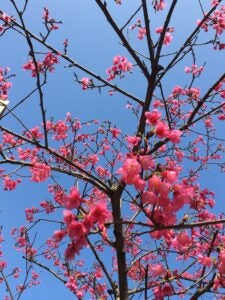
[0,67,12,100]
[61,199,111,260]
[155,26,174,46]
[198,4,225,50]
[184,64,204,76]
[145,109,182,143]
[64,187,82,210]
[130,19,147,40]
[3,176,21,191]
[80,77,90,90]
[23,53,59,77]
[25,207,39,222]
[30,162,51,182]
[106,55,132,81]
[0,12,12,33]
[25,126,43,140]
[153,0,166,11]
[46,120,69,140]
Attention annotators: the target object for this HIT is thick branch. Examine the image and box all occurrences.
[111,184,128,300]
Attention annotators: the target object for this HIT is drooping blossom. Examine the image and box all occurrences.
[30,162,51,182]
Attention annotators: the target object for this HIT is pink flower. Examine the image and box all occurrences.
[1,13,11,23]
[155,27,163,34]
[173,231,192,250]
[155,27,173,45]
[150,263,165,277]
[133,177,146,191]
[30,163,51,182]
[3,176,21,190]
[172,85,185,97]
[139,155,155,170]
[26,126,43,139]
[187,87,200,99]
[64,238,87,259]
[154,0,166,11]
[145,109,162,125]
[155,121,169,138]
[40,201,55,213]
[175,149,184,162]
[42,53,59,72]
[113,55,121,65]
[184,64,204,76]
[64,187,82,210]
[142,191,157,204]
[107,55,132,81]
[110,127,121,138]
[184,66,191,73]
[197,254,213,267]
[148,175,161,193]
[117,157,141,184]
[162,170,178,183]
[63,210,75,225]
[67,220,86,239]
[89,201,111,225]
[204,118,213,128]
[80,77,90,90]
[137,27,147,40]
[163,32,173,46]
[220,90,225,98]
[53,230,66,242]
[162,283,173,296]
[3,133,17,145]
[0,261,7,271]
[52,120,68,140]
[126,135,141,146]
[168,129,182,144]
[211,0,219,7]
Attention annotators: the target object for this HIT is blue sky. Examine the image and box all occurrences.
[1,1,225,299]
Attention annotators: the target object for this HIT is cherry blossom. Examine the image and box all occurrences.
[1,1,225,299]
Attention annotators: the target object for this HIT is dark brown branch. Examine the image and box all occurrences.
[0,270,15,300]
[120,4,142,31]
[108,218,225,232]
[23,256,67,284]
[141,0,155,66]
[190,274,216,300]
[155,0,178,65]
[198,230,218,289]
[111,184,128,300]
[187,72,225,125]
[86,237,119,299]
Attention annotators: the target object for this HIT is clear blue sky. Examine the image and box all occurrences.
[0,1,225,299]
